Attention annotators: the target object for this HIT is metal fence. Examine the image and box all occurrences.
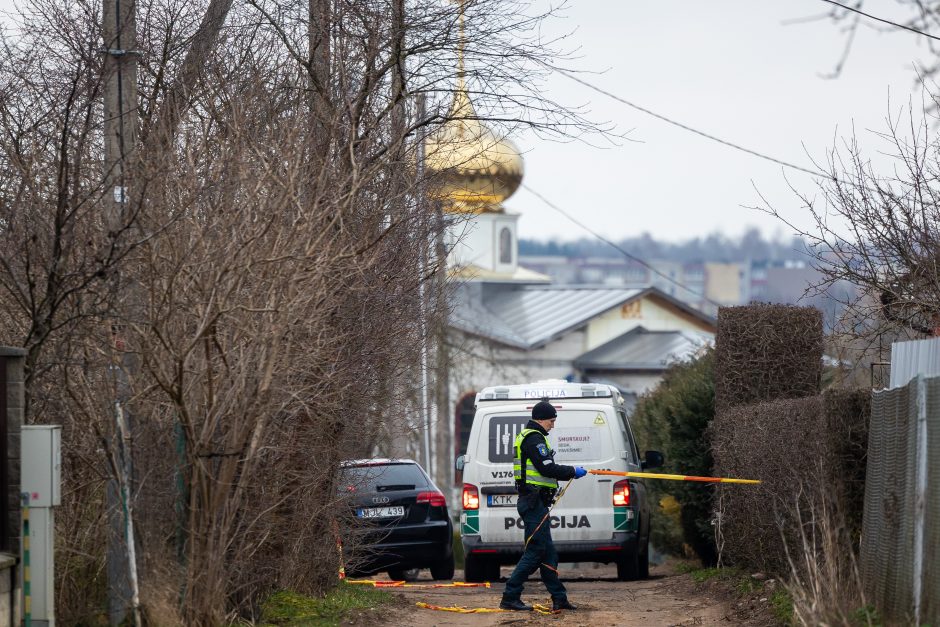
[890,337,940,388]
[861,375,940,624]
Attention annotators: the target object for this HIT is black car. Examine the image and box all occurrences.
[338,458,455,581]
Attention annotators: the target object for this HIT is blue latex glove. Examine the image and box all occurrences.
[574,466,587,479]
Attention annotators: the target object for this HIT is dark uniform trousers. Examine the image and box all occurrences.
[503,490,568,601]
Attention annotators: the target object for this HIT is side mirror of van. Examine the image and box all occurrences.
[642,450,664,470]
[455,455,465,471]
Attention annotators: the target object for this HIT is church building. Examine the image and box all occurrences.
[422,68,716,490]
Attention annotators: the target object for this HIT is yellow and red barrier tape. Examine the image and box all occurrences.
[347,580,491,588]
[416,602,558,615]
[589,469,760,484]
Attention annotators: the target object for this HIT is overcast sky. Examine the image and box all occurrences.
[0,0,932,245]
[508,0,933,243]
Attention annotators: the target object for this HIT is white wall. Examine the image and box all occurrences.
[446,212,520,273]
[586,295,711,350]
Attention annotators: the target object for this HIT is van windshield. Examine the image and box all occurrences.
[486,410,615,463]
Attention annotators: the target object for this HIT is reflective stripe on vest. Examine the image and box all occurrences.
[513,428,558,489]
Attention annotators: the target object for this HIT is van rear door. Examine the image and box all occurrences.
[473,406,620,544]
[545,406,619,542]
[474,411,528,544]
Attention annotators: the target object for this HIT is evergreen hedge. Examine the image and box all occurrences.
[632,349,717,565]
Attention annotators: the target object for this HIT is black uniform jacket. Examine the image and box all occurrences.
[517,419,577,494]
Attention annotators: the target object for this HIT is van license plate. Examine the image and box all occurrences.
[487,494,517,507]
[357,506,405,518]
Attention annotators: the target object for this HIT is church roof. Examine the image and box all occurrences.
[574,326,713,371]
[449,285,715,350]
[449,263,551,284]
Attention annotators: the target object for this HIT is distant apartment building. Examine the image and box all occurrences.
[749,259,826,303]
[519,256,749,316]
[518,255,845,316]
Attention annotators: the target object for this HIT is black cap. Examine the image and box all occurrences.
[532,400,557,421]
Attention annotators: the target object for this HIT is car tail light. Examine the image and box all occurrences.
[612,479,630,506]
[416,491,447,507]
[462,483,479,510]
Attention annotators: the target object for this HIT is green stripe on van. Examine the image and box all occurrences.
[462,510,480,535]
[614,506,636,532]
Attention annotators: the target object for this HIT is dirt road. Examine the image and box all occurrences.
[349,560,769,627]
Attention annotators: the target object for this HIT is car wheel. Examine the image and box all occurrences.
[616,551,640,581]
[387,567,420,582]
[638,540,650,579]
[463,553,487,583]
[430,554,456,581]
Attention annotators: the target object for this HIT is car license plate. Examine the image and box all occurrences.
[357,506,405,518]
[487,494,517,507]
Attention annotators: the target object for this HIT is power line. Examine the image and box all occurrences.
[553,67,826,179]
[521,183,722,309]
[818,0,940,42]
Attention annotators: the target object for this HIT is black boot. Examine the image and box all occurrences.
[499,597,533,611]
[553,598,577,611]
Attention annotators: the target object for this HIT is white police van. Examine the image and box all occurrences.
[454,380,664,582]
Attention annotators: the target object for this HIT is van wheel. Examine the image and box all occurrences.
[638,541,650,579]
[430,554,455,581]
[463,554,487,583]
[616,551,640,581]
[486,560,501,582]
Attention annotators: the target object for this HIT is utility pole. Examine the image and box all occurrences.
[102,0,142,625]
[416,93,434,476]
[103,0,138,232]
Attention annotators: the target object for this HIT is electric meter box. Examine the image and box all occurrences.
[22,425,62,507]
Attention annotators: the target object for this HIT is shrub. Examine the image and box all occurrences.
[632,349,717,565]
[710,389,869,574]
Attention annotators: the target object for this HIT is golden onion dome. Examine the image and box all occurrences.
[424,88,524,214]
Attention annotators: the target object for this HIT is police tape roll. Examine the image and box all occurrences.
[588,469,760,484]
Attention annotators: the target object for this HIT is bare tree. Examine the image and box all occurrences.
[813,0,940,78]
[0,0,600,622]
[760,92,940,371]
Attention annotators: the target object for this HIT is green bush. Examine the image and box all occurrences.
[632,349,717,565]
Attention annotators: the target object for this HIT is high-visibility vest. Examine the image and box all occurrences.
[513,429,558,489]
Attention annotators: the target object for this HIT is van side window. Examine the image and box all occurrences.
[618,410,640,464]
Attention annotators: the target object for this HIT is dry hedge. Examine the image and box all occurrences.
[709,389,870,573]
[714,304,823,412]
[711,304,869,574]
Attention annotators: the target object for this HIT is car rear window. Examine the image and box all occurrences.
[339,463,430,493]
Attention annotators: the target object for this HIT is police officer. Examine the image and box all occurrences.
[499,399,588,612]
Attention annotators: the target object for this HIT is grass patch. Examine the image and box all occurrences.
[769,589,793,624]
[261,583,394,626]
[679,565,757,589]
[849,604,882,626]
[682,565,793,625]
[689,567,724,583]
[673,561,698,575]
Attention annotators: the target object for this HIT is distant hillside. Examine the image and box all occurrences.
[519,227,808,263]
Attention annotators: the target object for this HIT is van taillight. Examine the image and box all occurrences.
[612,479,630,506]
[417,491,447,507]
[462,483,479,510]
